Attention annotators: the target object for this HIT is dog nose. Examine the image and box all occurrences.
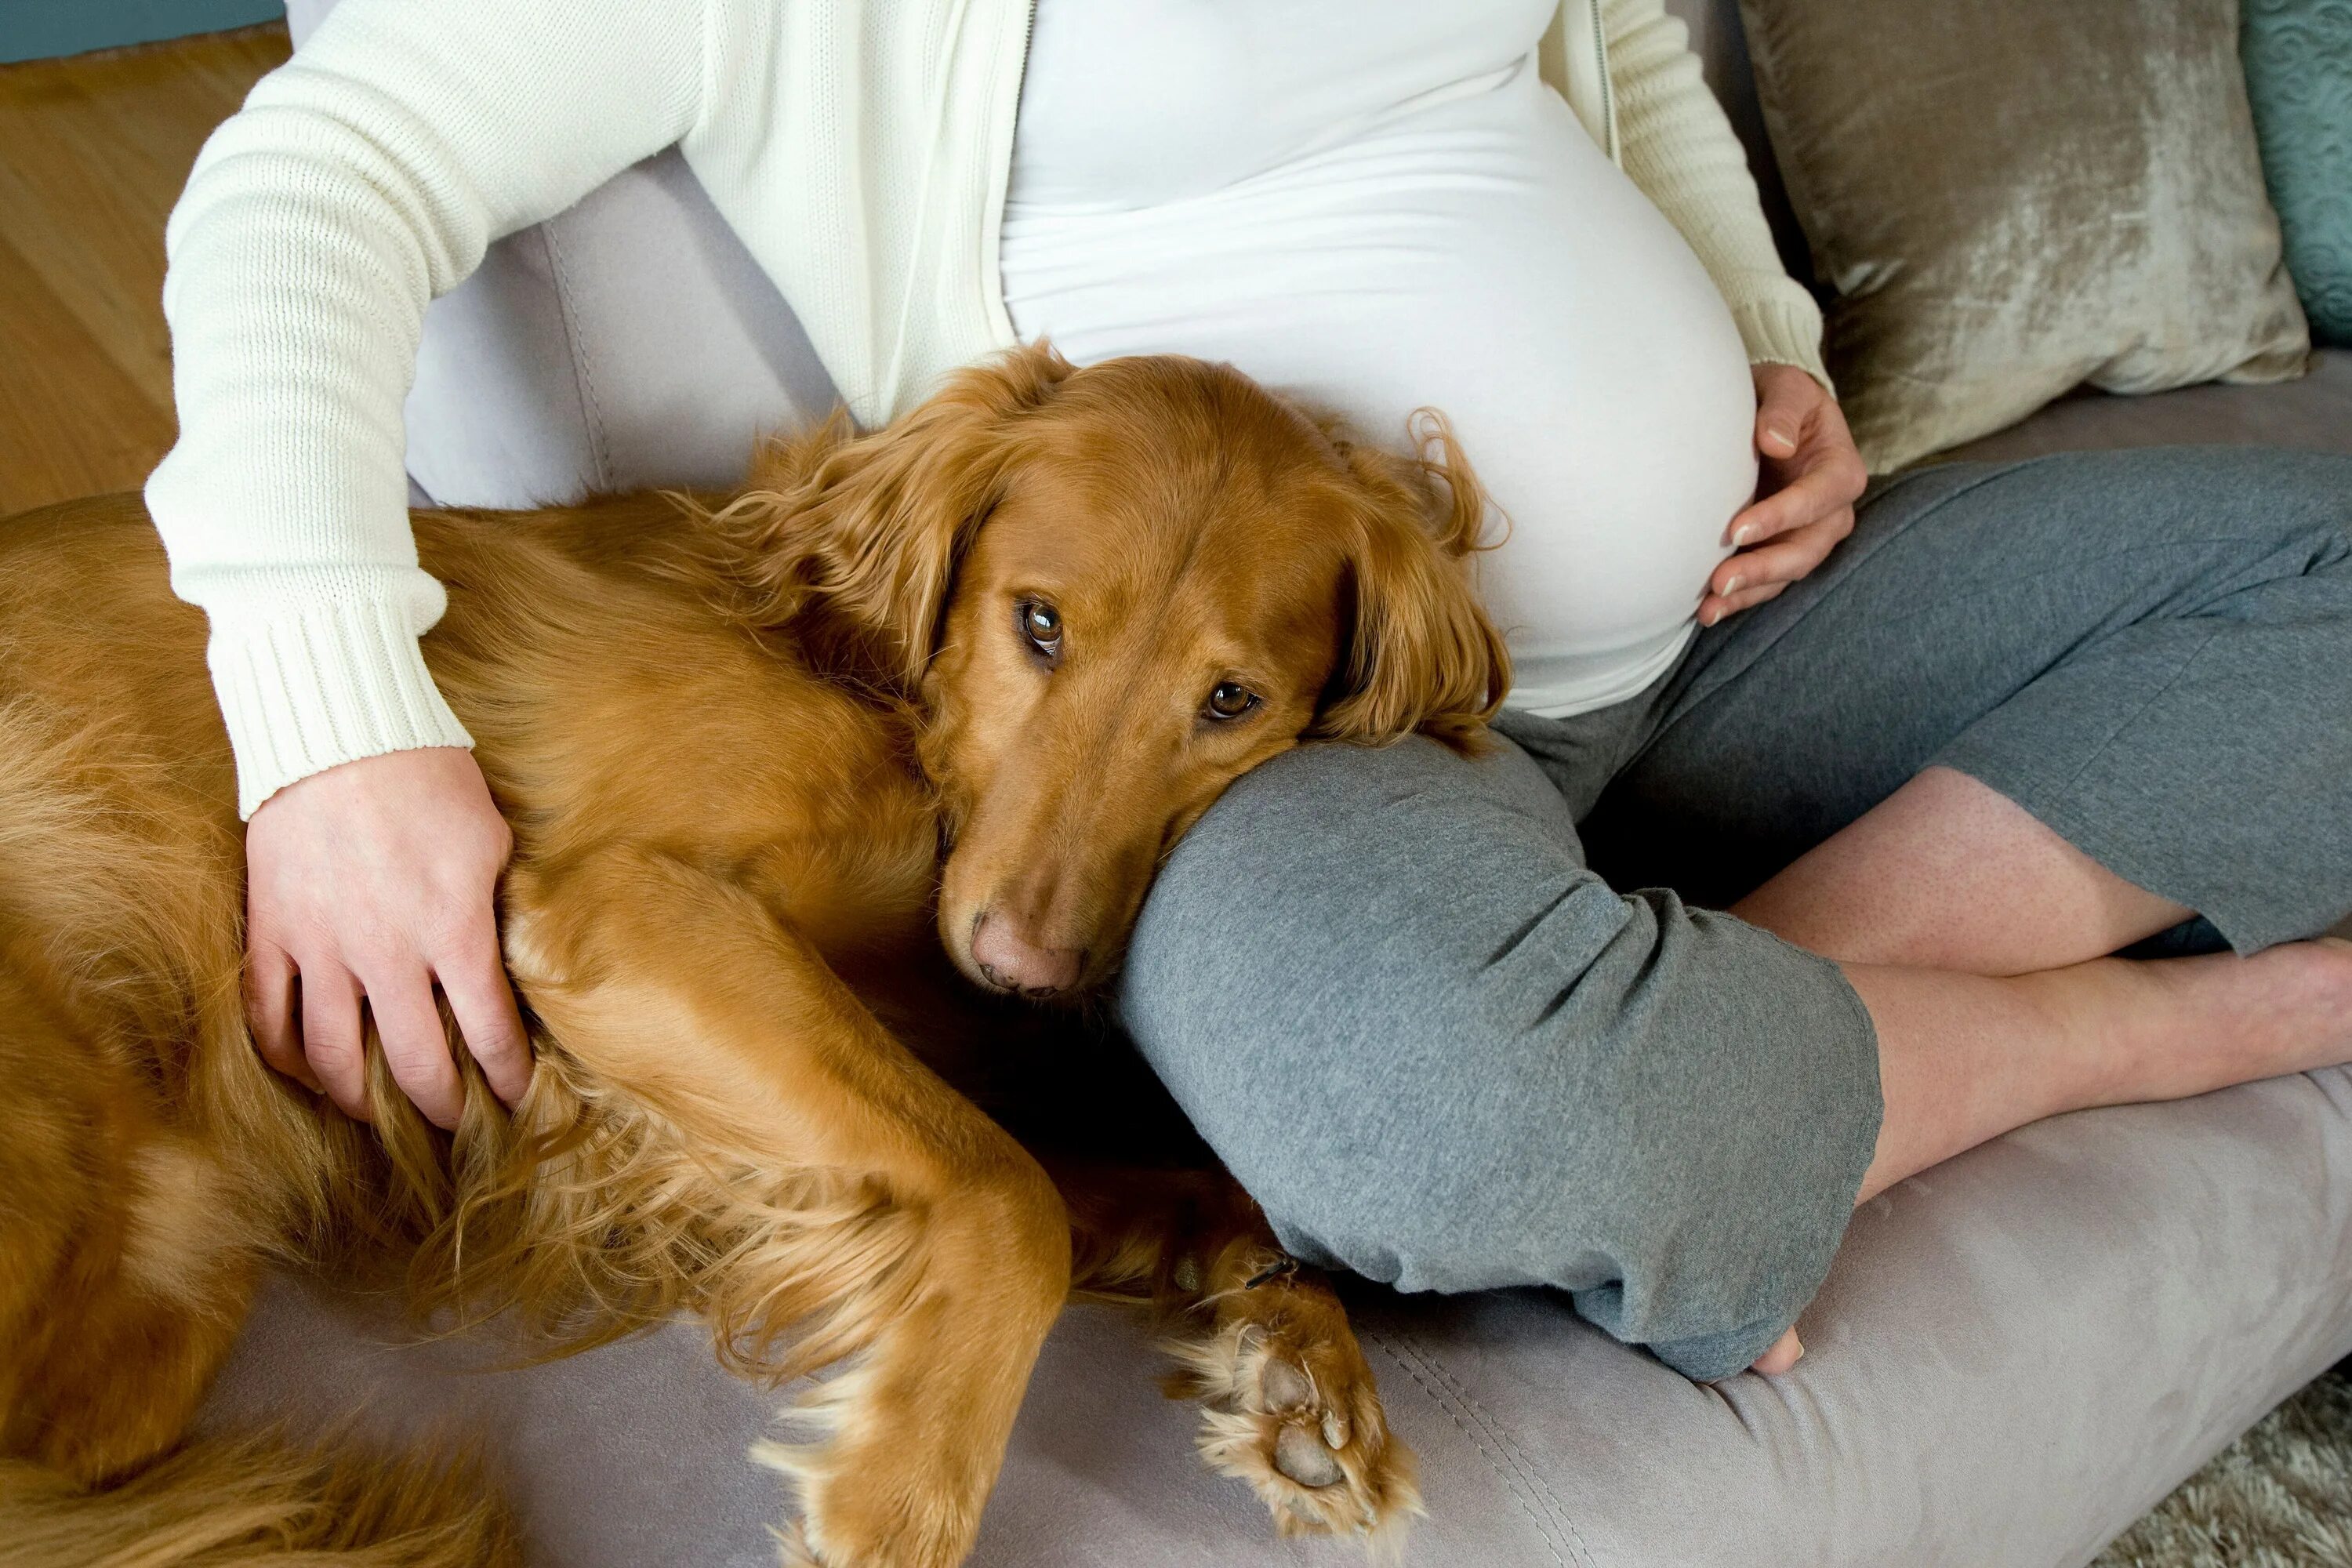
[971,911,1083,997]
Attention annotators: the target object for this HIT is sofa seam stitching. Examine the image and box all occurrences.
[1372,1333,1575,1567]
[1365,1324,1593,1568]
[1394,1327,1601,1563]
[538,220,615,492]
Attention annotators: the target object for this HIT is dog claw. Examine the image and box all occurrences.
[1322,1408,1348,1450]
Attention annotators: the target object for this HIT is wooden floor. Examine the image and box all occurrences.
[0,24,291,515]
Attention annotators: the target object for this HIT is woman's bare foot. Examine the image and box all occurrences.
[1745,939,2352,1378]
[1747,1327,1803,1376]
[2064,935,2352,1109]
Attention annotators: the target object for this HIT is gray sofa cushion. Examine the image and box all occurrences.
[209,1065,2352,1567]
[398,143,840,509]
[1938,348,2352,465]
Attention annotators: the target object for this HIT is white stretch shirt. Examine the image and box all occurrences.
[1002,0,1760,717]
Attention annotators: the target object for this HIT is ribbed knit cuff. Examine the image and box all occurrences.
[207,598,475,819]
[1733,291,1834,398]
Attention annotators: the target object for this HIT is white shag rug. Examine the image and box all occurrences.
[2094,1374,2352,1568]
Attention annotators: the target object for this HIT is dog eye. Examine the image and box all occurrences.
[1019,600,1062,659]
[1204,682,1258,720]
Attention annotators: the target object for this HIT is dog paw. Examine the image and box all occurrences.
[759,1443,983,1568]
[1165,1284,1421,1546]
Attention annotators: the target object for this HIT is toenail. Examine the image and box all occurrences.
[1322,1409,1349,1450]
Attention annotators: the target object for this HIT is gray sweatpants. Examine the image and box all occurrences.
[1117,447,2352,1380]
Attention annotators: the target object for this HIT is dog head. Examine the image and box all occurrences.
[729,343,1508,998]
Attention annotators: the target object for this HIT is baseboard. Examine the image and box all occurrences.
[1,0,286,64]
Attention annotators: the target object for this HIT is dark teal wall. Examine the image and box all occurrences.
[2,0,286,64]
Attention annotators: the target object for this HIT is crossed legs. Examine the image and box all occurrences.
[1735,765,2352,1371]
[1124,447,2352,1382]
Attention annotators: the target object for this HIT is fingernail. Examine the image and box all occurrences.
[1722,575,1744,597]
[1700,605,1720,627]
[1731,525,1755,548]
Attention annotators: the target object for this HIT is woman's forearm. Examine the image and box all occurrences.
[1597,0,1830,389]
[147,0,706,816]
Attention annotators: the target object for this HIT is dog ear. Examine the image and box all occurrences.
[721,342,1076,688]
[1313,412,1512,753]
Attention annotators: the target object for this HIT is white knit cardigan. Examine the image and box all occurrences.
[147,0,1828,817]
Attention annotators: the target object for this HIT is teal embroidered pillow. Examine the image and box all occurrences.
[2243,0,2352,345]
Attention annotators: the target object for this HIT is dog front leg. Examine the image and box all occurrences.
[507,851,1070,1568]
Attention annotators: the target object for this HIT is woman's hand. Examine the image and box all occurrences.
[243,746,532,1128]
[1700,363,1868,626]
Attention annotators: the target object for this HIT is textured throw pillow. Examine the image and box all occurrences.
[1737,0,2313,472]
[2242,0,2352,346]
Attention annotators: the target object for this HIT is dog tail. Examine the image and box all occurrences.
[0,1426,524,1568]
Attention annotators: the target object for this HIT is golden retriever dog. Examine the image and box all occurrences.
[0,344,1506,1568]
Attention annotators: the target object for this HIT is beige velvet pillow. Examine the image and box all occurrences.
[1738,0,2313,472]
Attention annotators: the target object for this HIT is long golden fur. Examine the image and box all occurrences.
[0,345,1507,1567]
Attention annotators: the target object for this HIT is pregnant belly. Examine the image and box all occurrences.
[1001,62,1759,717]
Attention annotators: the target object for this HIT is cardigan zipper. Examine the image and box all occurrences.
[1586,0,1618,162]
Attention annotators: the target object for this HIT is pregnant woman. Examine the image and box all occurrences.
[149,0,2352,1381]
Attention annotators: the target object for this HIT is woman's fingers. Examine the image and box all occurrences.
[1737,362,1867,556]
[278,927,514,1131]
[1752,368,1818,459]
[1726,470,1825,546]
[1713,509,1855,593]
[1762,508,1857,583]
[243,935,318,1091]
[1726,449,1865,547]
[299,959,372,1121]
[1704,510,1856,623]
[436,920,532,1106]
[1699,578,1789,626]
[243,748,524,1122]
[1711,365,1866,624]
[365,964,466,1131]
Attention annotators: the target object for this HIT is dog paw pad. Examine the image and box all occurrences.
[1259,1354,1315,1412]
[1274,1423,1346,1488]
[1174,1301,1422,1542]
